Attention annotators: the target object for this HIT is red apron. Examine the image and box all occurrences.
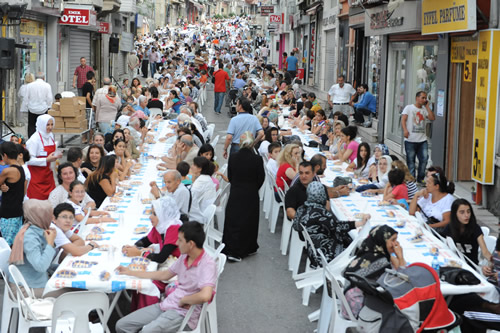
[27,133,56,200]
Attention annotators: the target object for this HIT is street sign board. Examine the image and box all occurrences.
[269,14,281,23]
[260,5,274,15]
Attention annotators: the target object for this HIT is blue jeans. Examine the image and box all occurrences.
[214,92,225,113]
[150,62,156,77]
[404,140,429,183]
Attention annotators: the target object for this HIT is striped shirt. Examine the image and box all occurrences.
[406,181,418,200]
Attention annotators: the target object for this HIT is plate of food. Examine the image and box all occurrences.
[91,226,105,234]
[378,200,391,206]
[361,192,376,197]
[141,198,152,204]
[98,244,111,251]
[445,259,462,268]
[354,213,364,220]
[358,179,370,185]
[110,197,122,203]
[130,181,143,186]
[131,257,151,266]
[56,269,77,279]
[408,235,423,243]
[395,220,406,228]
[430,247,439,256]
[104,205,118,212]
[114,190,124,197]
[128,263,147,271]
[99,271,111,281]
[86,233,102,241]
[72,260,98,269]
[386,211,396,218]
[134,226,149,234]
[133,163,143,170]
[143,208,152,215]
[330,167,342,172]
[158,137,167,143]
[156,165,167,171]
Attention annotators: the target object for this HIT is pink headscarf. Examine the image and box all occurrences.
[9,199,53,265]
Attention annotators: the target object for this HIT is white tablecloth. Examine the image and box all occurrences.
[44,120,176,297]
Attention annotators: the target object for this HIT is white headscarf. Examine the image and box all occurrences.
[152,196,182,235]
[377,155,393,182]
[35,114,55,141]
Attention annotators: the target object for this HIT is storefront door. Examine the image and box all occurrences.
[385,43,407,146]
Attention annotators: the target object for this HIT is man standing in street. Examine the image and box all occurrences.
[327,75,356,118]
[73,57,94,96]
[260,44,269,64]
[149,47,158,77]
[127,51,140,83]
[286,51,299,80]
[401,91,435,184]
[213,63,230,115]
[223,97,264,158]
[26,72,53,137]
[141,46,149,78]
[353,84,377,127]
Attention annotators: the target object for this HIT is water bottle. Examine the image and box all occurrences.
[431,255,440,276]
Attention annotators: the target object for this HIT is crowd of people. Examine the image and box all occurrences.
[2,16,500,333]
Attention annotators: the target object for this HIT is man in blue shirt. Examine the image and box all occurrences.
[286,51,299,80]
[233,73,246,90]
[353,84,376,127]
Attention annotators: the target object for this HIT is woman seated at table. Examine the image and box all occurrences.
[409,170,455,232]
[283,89,296,106]
[295,109,315,131]
[165,89,183,114]
[48,162,96,209]
[123,128,140,160]
[367,144,389,179]
[104,129,126,154]
[81,144,105,178]
[310,110,327,136]
[121,196,182,310]
[85,155,119,208]
[82,132,107,160]
[326,120,345,158]
[108,139,132,181]
[66,180,115,227]
[276,143,301,193]
[258,127,280,157]
[342,225,406,318]
[334,126,359,164]
[51,203,98,261]
[356,155,393,194]
[442,198,491,266]
[346,142,371,179]
[293,181,370,268]
[188,157,217,224]
[8,199,58,298]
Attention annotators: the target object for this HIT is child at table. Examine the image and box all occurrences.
[266,142,281,178]
[383,168,409,209]
[177,161,192,186]
[121,196,182,310]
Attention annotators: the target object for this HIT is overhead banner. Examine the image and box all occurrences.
[471,30,500,184]
[422,0,476,35]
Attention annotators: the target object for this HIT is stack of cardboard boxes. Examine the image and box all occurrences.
[48,97,88,133]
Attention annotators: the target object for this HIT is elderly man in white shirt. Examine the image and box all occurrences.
[327,75,356,118]
[150,170,190,215]
[26,72,53,137]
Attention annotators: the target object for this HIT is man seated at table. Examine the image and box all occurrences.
[161,134,199,169]
[115,221,217,333]
[289,154,350,200]
[150,170,190,216]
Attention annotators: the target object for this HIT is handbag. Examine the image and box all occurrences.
[439,267,481,285]
[333,176,352,188]
[24,297,56,321]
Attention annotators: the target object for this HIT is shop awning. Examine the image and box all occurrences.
[306,3,321,16]
[190,1,203,10]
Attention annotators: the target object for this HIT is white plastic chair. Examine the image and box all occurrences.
[484,235,497,254]
[148,107,163,119]
[288,228,306,276]
[51,291,110,333]
[269,183,284,233]
[214,190,229,236]
[8,265,52,332]
[279,188,293,256]
[210,134,219,148]
[203,204,218,248]
[205,124,215,143]
[73,208,92,234]
[0,239,17,333]
[481,226,490,237]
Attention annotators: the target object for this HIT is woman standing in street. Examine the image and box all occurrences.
[223,131,265,262]
[26,114,61,200]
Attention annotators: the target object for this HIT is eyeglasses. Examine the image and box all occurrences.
[58,214,74,220]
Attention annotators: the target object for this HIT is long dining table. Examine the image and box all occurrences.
[286,125,499,302]
[44,119,179,322]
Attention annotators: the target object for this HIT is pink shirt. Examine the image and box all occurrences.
[347,141,359,163]
[161,251,217,329]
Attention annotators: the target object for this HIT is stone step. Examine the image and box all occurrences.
[357,125,378,143]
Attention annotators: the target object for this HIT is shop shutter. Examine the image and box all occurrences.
[325,30,336,91]
[117,51,126,77]
[69,28,91,89]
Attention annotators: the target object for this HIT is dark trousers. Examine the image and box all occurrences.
[141,60,149,78]
[354,107,373,123]
[28,110,48,138]
[287,70,297,79]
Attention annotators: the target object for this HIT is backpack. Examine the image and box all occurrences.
[346,263,460,333]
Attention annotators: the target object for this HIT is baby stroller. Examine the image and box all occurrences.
[345,263,461,332]
[227,88,240,117]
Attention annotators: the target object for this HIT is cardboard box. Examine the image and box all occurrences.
[60,106,83,117]
[65,119,88,129]
[52,116,64,125]
[48,109,61,117]
[63,114,85,122]
[51,103,60,111]
[53,128,66,133]
[60,98,77,106]
[76,97,86,104]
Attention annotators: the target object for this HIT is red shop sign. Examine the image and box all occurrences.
[98,21,110,33]
[59,8,96,26]
[269,15,281,23]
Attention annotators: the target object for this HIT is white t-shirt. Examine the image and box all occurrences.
[417,193,454,222]
[51,222,74,252]
[266,158,279,178]
[65,199,85,228]
[352,158,370,179]
[22,164,31,202]
[328,83,356,104]
[401,104,429,143]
